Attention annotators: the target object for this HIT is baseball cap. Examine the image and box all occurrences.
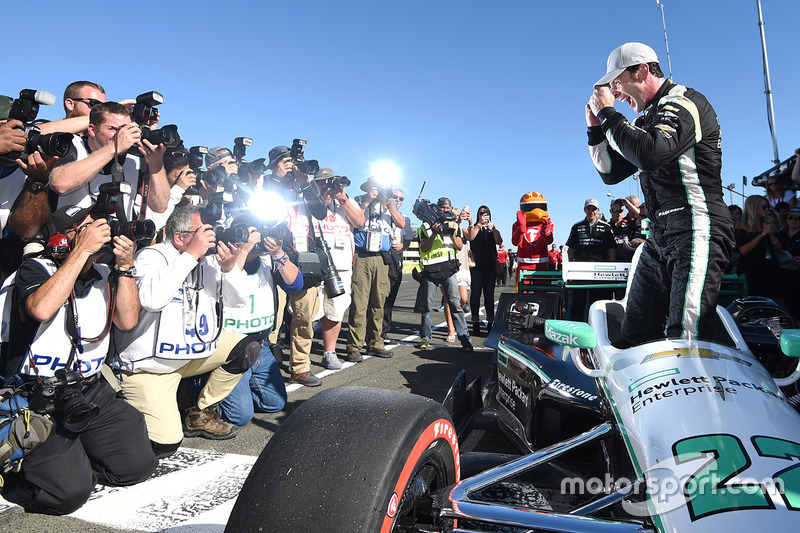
[205,147,232,167]
[584,198,600,209]
[789,207,800,215]
[595,42,659,87]
[0,95,12,120]
[49,204,94,235]
[267,146,291,168]
[437,197,452,207]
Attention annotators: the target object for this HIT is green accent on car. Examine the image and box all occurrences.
[780,329,800,358]
[544,320,597,349]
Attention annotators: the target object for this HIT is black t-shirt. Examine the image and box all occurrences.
[470,227,497,269]
[566,219,616,261]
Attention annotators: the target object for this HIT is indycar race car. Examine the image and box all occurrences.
[226,266,800,532]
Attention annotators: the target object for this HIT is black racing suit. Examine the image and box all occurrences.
[588,80,733,345]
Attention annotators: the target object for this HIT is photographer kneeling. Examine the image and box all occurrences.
[113,206,260,457]
[0,205,156,515]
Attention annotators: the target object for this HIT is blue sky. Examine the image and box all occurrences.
[5,1,797,247]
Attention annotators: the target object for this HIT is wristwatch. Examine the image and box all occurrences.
[117,267,136,278]
[25,179,48,193]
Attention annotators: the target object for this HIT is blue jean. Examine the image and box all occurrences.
[218,342,287,426]
[420,272,470,341]
[470,266,497,323]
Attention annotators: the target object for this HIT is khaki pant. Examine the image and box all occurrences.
[121,332,246,446]
[347,253,390,352]
[288,287,320,374]
[268,286,287,346]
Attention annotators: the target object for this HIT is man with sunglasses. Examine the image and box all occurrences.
[586,42,733,346]
[49,101,170,221]
[63,81,106,119]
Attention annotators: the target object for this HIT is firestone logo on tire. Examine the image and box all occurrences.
[387,492,399,518]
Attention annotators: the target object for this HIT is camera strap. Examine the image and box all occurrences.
[187,266,224,346]
[64,277,117,373]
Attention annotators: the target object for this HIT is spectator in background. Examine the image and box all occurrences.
[464,204,503,336]
[728,204,743,273]
[496,244,509,286]
[382,188,413,344]
[765,175,796,208]
[566,198,617,320]
[792,148,800,187]
[547,244,562,270]
[774,201,791,232]
[609,198,634,261]
[777,206,800,321]
[735,195,781,299]
[729,204,742,227]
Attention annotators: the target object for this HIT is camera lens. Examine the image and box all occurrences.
[118,220,156,241]
[33,132,75,158]
[57,388,99,432]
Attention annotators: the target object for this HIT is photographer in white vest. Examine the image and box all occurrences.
[113,205,260,458]
[1,204,156,515]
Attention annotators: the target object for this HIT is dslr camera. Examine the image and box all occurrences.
[290,138,320,175]
[200,192,238,254]
[29,368,100,432]
[0,89,76,167]
[232,136,267,181]
[130,91,181,148]
[92,180,156,252]
[189,145,227,189]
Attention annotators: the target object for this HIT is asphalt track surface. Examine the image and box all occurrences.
[1,279,517,533]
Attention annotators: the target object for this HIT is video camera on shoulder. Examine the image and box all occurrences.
[290,138,320,175]
[130,91,181,148]
[0,89,76,167]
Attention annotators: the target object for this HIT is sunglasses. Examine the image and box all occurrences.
[391,195,404,201]
[788,215,800,221]
[71,97,103,108]
[611,208,623,213]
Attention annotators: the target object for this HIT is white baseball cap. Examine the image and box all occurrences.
[595,42,659,87]
[584,198,600,209]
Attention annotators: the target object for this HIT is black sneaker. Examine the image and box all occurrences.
[368,347,393,358]
[472,322,481,337]
[461,339,474,353]
[383,337,398,345]
[289,371,322,387]
[344,350,363,363]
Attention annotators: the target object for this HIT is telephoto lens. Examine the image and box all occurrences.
[322,269,345,299]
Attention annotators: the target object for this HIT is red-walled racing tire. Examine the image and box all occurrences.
[226,386,460,532]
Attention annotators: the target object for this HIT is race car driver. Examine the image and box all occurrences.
[585,42,733,346]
